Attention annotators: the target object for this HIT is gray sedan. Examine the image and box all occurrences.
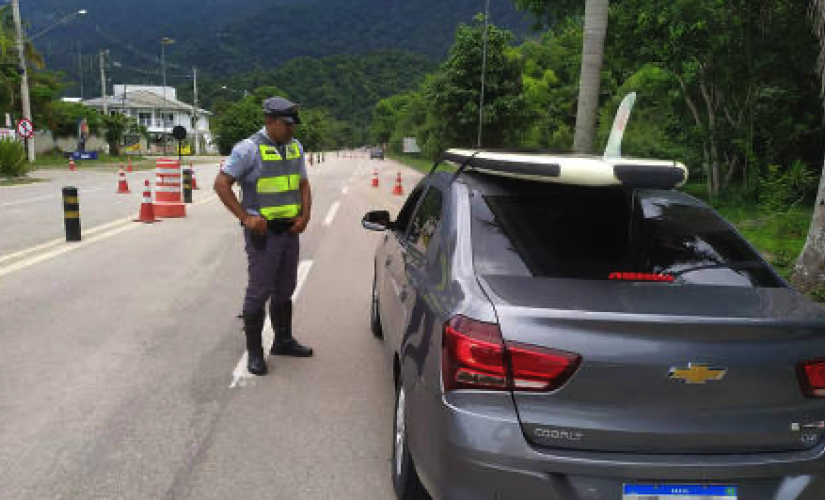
[362,168,825,500]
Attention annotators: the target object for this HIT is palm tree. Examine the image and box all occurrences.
[792,1,825,292]
[572,0,609,154]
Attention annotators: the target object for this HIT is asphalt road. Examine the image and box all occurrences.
[0,152,422,499]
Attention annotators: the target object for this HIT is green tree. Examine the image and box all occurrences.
[213,98,261,155]
[792,0,825,292]
[515,21,583,150]
[296,108,327,152]
[102,113,141,156]
[47,100,102,138]
[422,17,528,155]
[512,0,608,153]
[369,93,412,145]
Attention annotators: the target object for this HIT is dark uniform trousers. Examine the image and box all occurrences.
[243,226,299,335]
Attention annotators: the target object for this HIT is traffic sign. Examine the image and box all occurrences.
[16,118,33,139]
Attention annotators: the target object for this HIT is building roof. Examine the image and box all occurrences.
[83,90,211,115]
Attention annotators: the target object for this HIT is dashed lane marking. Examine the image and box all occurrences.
[230,259,314,388]
[323,201,340,226]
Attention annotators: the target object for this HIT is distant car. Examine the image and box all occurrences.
[362,149,825,500]
[370,148,384,160]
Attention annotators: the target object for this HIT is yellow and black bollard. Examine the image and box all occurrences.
[182,169,193,204]
[62,187,81,241]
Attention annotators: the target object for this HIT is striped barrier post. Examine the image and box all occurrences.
[62,187,81,241]
[154,158,186,218]
[182,168,193,204]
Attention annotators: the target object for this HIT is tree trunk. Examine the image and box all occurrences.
[792,156,825,292]
[573,0,609,154]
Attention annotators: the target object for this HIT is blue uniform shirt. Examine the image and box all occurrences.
[221,128,308,216]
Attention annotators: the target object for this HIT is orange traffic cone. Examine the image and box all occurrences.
[392,172,404,196]
[127,157,134,172]
[134,180,160,223]
[68,158,77,172]
[371,170,379,188]
[116,168,130,194]
[190,162,199,190]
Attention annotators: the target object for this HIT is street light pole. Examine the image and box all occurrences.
[29,10,87,41]
[99,49,108,115]
[11,0,34,162]
[477,0,490,149]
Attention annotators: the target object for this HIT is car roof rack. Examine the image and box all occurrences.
[427,148,688,190]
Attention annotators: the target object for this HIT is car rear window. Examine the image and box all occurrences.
[470,184,783,287]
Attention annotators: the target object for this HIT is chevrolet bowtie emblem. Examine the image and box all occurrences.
[669,363,727,384]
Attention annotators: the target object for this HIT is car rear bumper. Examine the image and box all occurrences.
[411,389,825,500]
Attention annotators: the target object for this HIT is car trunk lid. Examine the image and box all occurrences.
[482,275,825,454]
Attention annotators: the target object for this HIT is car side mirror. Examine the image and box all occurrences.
[362,210,392,231]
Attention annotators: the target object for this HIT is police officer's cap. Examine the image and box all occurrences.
[263,97,301,125]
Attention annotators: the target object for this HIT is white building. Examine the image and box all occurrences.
[82,85,213,154]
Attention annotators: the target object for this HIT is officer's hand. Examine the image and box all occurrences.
[244,215,267,235]
[289,216,309,234]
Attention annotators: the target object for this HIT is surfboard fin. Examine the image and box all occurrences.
[604,92,637,159]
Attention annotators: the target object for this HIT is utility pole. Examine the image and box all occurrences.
[192,67,199,154]
[78,44,83,100]
[11,0,35,161]
[99,50,108,115]
[477,0,490,149]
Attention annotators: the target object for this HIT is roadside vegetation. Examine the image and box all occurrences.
[375,0,825,295]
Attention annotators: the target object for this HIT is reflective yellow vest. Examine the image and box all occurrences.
[251,132,303,220]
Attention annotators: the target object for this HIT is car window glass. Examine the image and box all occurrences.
[394,186,425,234]
[471,184,782,288]
[408,187,443,254]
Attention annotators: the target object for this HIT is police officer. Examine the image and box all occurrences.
[214,96,314,376]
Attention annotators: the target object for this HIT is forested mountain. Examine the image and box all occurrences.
[191,51,437,124]
[23,0,529,82]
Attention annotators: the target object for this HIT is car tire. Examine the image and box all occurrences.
[370,267,384,338]
[392,376,429,500]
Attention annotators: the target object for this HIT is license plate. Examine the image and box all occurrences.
[623,484,737,500]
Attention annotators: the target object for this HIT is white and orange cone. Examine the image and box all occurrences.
[134,180,160,223]
[116,168,130,194]
[68,158,77,172]
[371,170,379,188]
[392,172,404,196]
[127,157,134,173]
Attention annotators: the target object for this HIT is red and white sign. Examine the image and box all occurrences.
[16,118,33,139]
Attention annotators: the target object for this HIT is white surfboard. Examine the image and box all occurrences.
[442,149,688,189]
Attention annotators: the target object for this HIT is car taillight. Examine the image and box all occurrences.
[442,316,581,392]
[798,359,825,397]
[442,316,508,391]
[507,342,581,391]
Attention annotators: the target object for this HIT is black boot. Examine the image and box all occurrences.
[243,311,268,375]
[270,301,313,357]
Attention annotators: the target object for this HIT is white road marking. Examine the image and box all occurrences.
[0,193,217,269]
[341,186,349,195]
[0,187,107,208]
[323,201,340,226]
[0,216,137,266]
[0,223,140,279]
[230,259,314,388]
